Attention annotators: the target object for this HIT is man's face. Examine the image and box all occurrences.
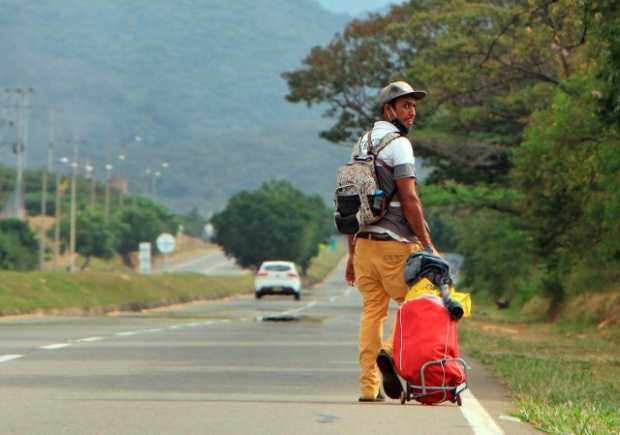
[385,96,417,128]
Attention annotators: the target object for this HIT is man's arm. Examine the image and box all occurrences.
[345,234,355,286]
[395,177,438,255]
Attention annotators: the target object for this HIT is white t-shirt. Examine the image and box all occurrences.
[353,120,417,207]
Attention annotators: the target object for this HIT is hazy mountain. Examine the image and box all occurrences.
[0,0,352,212]
[316,0,395,15]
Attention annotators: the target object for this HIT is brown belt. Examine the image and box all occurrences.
[356,232,395,242]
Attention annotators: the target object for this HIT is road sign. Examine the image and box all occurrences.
[139,242,151,274]
[156,233,176,254]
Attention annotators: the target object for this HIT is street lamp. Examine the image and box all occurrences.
[84,161,95,209]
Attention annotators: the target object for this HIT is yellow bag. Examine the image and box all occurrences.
[405,277,472,317]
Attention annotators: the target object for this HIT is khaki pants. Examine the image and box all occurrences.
[353,237,422,398]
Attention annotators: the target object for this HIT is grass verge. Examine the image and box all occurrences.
[0,271,253,317]
[303,238,347,287]
[460,302,620,434]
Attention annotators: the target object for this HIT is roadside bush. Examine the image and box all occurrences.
[454,210,533,301]
[0,219,39,270]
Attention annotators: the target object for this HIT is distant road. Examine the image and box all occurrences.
[157,249,248,275]
[0,258,537,434]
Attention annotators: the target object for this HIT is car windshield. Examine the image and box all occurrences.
[263,264,292,272]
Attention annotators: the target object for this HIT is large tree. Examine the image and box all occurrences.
[284,0,601,183]
[211,180,332,273]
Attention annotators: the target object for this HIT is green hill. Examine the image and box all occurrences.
[0,0,351,212]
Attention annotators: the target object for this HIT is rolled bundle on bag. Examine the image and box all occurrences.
[403,249,466,321]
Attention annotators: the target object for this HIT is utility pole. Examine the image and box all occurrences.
[54,161,62,268]
[10,88,33,220]
[69,141,79,272]
[39,111,54,271]
[104,163,113,221]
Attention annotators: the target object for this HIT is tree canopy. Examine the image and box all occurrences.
[211,180,333,273]
[285,0,620,310]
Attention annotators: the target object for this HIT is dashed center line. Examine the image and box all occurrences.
[115,331,140,336]
[40,343,72,350]
[74,336,106,343]
[2,321,221,365]
[0,354,24,363]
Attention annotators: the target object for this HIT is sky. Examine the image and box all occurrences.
[317,0,396,15]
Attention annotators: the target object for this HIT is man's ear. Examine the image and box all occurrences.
[384,104,396,120]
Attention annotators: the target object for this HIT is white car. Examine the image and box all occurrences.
[255,261,301,300]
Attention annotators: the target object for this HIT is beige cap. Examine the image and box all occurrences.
[378,81,427,108]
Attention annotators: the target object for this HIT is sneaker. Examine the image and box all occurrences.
[358,391,385,402]
[376,350,403,399]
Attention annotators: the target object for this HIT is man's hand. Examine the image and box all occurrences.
[345,255,355,286]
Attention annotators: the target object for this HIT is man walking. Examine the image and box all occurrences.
[346,81,438,402]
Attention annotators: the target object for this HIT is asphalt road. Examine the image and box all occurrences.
[0,259,537,435]
[160,249,248,276]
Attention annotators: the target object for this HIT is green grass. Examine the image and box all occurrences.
[460,304,620,434]
[303,238,347,287]
[0,271,253,316]
[0,239,348,316]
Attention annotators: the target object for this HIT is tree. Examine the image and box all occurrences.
[284,0,600,183]
[115,198,179,267]
[512,74,620,308]
[211,180,332,273]
[59,208,119,270]
[180,206,208,239]
[0,219,39,270]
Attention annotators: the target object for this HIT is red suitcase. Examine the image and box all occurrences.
[393,296,467,405]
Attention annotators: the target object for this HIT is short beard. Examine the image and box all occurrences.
[391,118,410,135]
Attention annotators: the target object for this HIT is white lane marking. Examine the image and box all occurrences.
[168,325,183,329]
[144,328,162,333]
[329,296,337,302]
[74,336,105,343]
[344,288,353,296]
[280,301,317,316]
[256,301,317,321]
[115,331,139,336]
[40,343,72,350]
[202,259,232,273]
[498,415,522,423]
[459,390,505,435]
[0,354,24,363]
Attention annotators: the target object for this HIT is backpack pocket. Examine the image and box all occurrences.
[334,212,359,234]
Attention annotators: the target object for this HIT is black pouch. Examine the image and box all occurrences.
[334,212,359,235]
[336,193,361,216]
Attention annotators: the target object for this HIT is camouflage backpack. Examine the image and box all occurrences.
[334,130,400,234]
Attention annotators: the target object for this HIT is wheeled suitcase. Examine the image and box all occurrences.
[393,295,468,405]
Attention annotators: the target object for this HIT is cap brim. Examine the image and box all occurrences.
[406,90,427,100]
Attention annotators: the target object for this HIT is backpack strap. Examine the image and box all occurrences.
[352,130,372,157]
[368,131,401,157]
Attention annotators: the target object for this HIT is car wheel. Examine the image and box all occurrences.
[255,292,262,299]
[294,293,300,301]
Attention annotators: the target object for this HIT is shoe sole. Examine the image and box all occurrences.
[376,353,403,399]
